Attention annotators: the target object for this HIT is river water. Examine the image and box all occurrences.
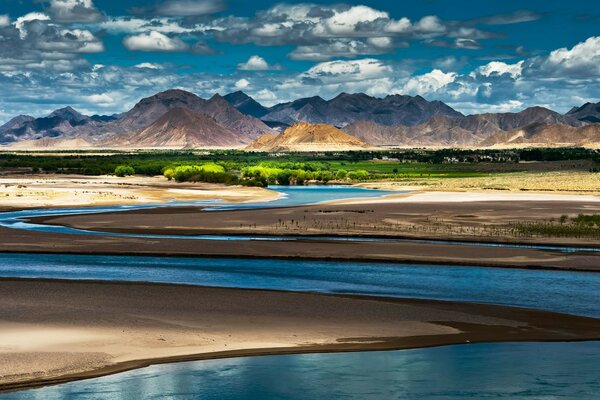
[0,185,599,399]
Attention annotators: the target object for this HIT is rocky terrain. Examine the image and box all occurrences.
[1,88,598,149]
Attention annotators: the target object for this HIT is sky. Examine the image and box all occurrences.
[0,0,599,123]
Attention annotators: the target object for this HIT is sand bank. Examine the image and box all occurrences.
[1,224,599,271]
[31,192,600,249]
[0,175,279,208]
[2,278,600,392]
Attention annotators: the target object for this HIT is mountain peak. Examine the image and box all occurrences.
[224,91,269,118]
[49,106,87,122]
[124,106,247,148]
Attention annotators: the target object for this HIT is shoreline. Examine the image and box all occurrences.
[2,244,600,273]
[1,226,599,272]
[2,278,600,393]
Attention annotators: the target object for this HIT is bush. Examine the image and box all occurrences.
[114,165,135,177]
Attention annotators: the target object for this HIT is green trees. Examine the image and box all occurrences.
[114,165,135,177]
[347,170,369,181]
[163,164,236,184]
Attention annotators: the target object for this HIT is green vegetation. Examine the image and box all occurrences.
[511,214,600,239]
[0,147,598,187]
[114,165,135,177]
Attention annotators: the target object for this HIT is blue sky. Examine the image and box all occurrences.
[0,0,599,122]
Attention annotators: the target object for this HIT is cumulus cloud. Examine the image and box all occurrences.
[48,0,104,23]
[234,78,250,89]
[474,61,523,79]
[289,39,395,61]
[211,4,467,60]
[237,55,280,71]
[539,36,600,77]
[123,31,188,52]
[14,12,51,39]
[0,12,104,73]
[414,16,446,34]
[100,17,211,34]
[402,69,456,94]
[135,62,163,69]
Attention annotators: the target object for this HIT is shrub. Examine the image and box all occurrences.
[114,165,135,177]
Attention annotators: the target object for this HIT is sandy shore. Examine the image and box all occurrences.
[1,278,600,392]
[0,175,279,208]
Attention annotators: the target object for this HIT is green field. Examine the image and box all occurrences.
[0,148,598,186]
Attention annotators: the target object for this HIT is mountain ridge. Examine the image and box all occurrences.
[1,89,599,149]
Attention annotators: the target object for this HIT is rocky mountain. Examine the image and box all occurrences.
[566,102,600,123]
[0,107,106,144]
[117,107,248,148]
[345,106,586,147]
[248,122,369,151]
[200,94,273,140]
[223,91,269,118]
[480,123,600,147]
[259,93,463,127]
[2,90,599,149]
[102,89,208,135]
[103,90,273,140]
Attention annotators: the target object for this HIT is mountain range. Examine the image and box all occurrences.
[1,88,599,149]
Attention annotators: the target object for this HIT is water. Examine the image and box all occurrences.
[0,184,598,253]
[1,253,599,317]
[2,185,599,398]
[4,342,600,400]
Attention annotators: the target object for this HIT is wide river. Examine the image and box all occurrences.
[0,186,599,399]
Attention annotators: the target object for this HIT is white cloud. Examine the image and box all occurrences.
[475,61,523,79]
[84,93,114,104]
[414,16,445,33]
[0,15,10,27]
[367,37,392,48]
[305,58,392,81]
[384,18,411,33]
[542,36,600,76]
[135,62,163,69]
[320,5,388,35]
[238,55,279,71]
[48,0,103,22]
[402,69,456,94]
[100,17,210,34]
[234,78,250,89]
[123,31,188,52]
[254,88,277,104]
[289,39,390,61]
[14,12,50,39]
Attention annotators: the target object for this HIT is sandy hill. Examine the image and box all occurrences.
[117,107,247,148]
[247,122,370,151]
[246,133,278,150]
